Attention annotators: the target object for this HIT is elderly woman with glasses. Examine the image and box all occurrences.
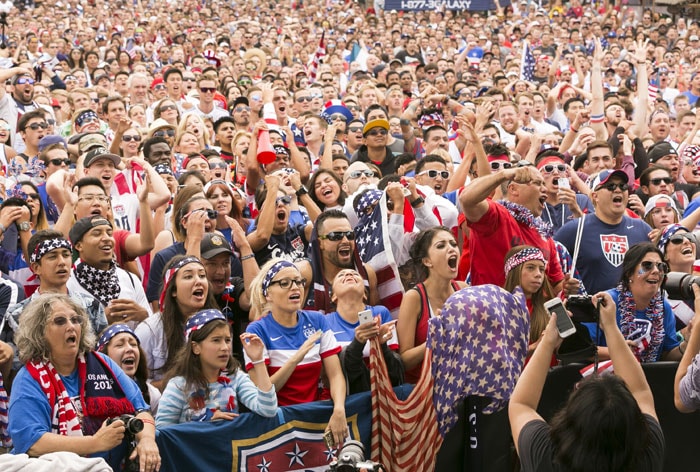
[246,259,348,447]
[585,242,685,362]
[8,294,160,471]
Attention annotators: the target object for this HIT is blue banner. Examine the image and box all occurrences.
[383,0,504,11]
[156,386,414,472]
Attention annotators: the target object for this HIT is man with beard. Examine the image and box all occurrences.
[307,210,379,313]
[604,102,625,137]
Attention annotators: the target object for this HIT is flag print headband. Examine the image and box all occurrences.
[185,309,226,339]
[354,189,383,216]
[30,238,72,263]
[657,224,688,255]
[262,260,297,296]
[97,324,139,351]
[75,110,99,128]
[504,247,546,275]
[159,256,204,311]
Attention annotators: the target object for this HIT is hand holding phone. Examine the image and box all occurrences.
[544,298,576,338]
[358,309,374,325]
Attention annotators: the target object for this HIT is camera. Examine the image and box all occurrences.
[107,414,144,435]
[327,440,385,471]
[663,272,700,301]
[566,294,597,323]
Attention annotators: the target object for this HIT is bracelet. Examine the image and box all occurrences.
[251,358,265,365]
[0,223,5,234]
[240,254,255,261]
[677,331,685,343]
[570,126,579,133]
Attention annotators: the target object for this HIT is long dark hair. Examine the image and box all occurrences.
[308,168,347,210]
[99,335,151,405]
[549,374,650,471]
[158,255,218,376]
[405,226,453,286]
[619,242,665,290]
[163,318,241,399]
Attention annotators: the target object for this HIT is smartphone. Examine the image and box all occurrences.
[544,298,576,338]
[557,178,570,190]
[324,430,335,449]
[358,309,374,325]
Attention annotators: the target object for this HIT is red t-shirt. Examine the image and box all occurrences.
[467,199,564,288]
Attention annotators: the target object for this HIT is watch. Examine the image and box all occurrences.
[17,221,31,232]
[295,185,308,197]
[410,197,425,208]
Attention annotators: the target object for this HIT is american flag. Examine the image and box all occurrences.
[308,31,326,84]
[520,42,536,82]
[355,191,404,318]
[648,72,660,103]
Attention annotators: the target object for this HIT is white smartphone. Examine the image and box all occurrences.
[358,309,374,325]
[544,298,576,338]
[557,178,570,189]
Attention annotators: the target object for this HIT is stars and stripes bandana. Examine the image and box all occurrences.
[262,260,296,296]
[30,238,72,263]
[504,247,546,276]
[159,256,204,312]
[97,323,139,351]
[428,285,530,437]
[74,258,120,307]
[185,309,225,339]
[657,224,686,256]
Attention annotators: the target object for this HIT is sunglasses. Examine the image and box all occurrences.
[122,134,141,142]
[24,192,40,201]
[348,126,363,133]
[366,129,387,137]
[296,96,313,103]
[16,77,35,85]
[276,195,292,205]
[347,170,375,179]
[319,230,355,241]
[153,129,175,138]
[209,162,228,169]
[199,87,216,93]
[419,169,450,179]
[238,79,252,86]
[597,182,629,192]
[160,104,178,112]
[49,158,71,166]
[51,315,84,326]
[669,233,697,245]
[234,106,250,112]
[269,277,307,289]
[153,84,166,90]
[650,177,673,185]
[26,122,49,130]
[639,260,669,274]
[541,164,567,174]
[490,161,512,170]
[47,119,56,125]
[188,208,218,219]
[330,113,347,122]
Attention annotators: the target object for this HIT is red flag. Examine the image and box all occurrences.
[308,31,326,84]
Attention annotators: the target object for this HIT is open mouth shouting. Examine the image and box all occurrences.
[447,254,458,272]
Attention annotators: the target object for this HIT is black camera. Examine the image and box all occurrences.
[566,294,597,323]
[107,414,144,435]
[328,440,384,471]
[663,272,700,301]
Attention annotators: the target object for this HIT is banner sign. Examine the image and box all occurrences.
[383,0,506,11]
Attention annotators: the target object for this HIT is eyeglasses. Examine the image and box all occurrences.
[78,194,111,203]
[160,104,178,112]
[26,122,49,130]
[490,161,512,171]
[188,208,218,219]
[49,158,71,166]
[199,87,216,93]
[597,182,629,192]
[269,277,307,289]
[669,233,697,245]
[650,177,673,185]
[347,170,375,179]
[51,315,84,326]
[319,230,355,241]
[238,79,252,86]
[296,96,313,103]
[330,113,347,122]
[184,77,196,82]
[276,195,292,205]
[348,126,363,133]
[153,129,175,138]
[639,261,669,274]
[418,169,450,179]
[234,106,250,112]
[541,164,567,174]
[16,77,35,85]
[209,162,228,169]
[366,129,387,137]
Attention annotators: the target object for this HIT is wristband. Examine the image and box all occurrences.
[251,358,265,365]
[295,185,308,197]
[410,196,425,208]
[569,126,579,133]
[240,254,255,261]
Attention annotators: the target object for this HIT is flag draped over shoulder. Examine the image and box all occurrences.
[520,42,535,82]
[308,31,326,84]
[428,285,531,437]
[355,192,404,318]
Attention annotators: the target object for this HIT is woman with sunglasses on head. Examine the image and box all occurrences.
[643,194,700,243]
[246,259,348,447]
[585,242,684,362]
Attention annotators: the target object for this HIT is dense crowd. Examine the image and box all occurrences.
[0,0,699,469]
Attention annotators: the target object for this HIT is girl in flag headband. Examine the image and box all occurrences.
[504,245,553,357]
[156,309,277,426]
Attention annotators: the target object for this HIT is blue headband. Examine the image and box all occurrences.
[262,260,297,296]
[97,324,139,351]
[185,309,226,338]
